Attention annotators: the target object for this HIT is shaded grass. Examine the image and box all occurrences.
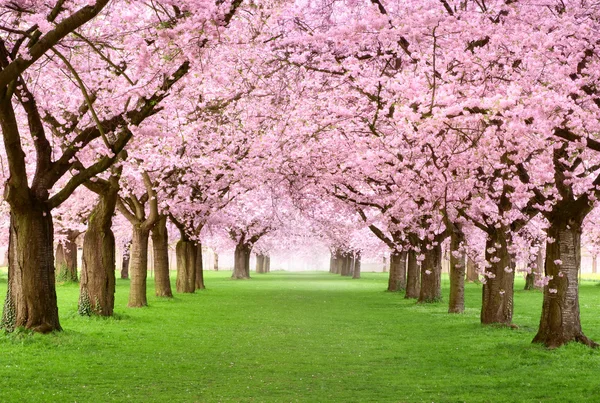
[1,269,600,402]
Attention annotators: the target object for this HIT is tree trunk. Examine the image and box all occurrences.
[448,229,466,313]
[79,186,118,317]
[329,252,335,273]
[232,242,251,279]
[151,216,172,298]
[466,257,479,283]
[176,240,196,293]
[121,241,130,279]
[593,255,597,275]
[265,255,271,272]
[214,252,219,271]
[382,255,388,273]
[256,254,265,273]
[419,244,442,303]
[195,243,205,290]
[532,220,597,348]
[481,229,515,325]
[341,253,353,277]
[524,271,535,291]
[1,207,61,333]
[352,252,361,279]
[387,250,406,292]
[128,226,150,307]
[55,242,67,282]
[405,250,420,299]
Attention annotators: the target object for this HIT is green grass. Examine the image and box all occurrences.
[1,269,600,402]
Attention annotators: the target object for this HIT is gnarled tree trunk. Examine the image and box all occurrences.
[387,250,406,292]
[1,207,60,333]
[448,228,466,313]
[79,181,118,317]
[128,226,151,307]
[405,250,420,299]
[481,229,515,325]
[195,243,205,290]
[176,240,196,293]
[533,220,596,348]
[419,244,442,303]
[232,242,252,279]
[151,216,172,298]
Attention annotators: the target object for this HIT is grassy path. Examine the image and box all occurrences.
[1,270,600,402]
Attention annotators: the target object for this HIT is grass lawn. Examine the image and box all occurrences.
[1,269,600,402]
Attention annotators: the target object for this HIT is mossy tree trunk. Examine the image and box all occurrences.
[405,250,420,299]
[419,243,443,303]
[79,174,120,316]
[151,215,172,298]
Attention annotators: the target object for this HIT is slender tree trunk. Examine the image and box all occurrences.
[419,244,442,303]
[481,229,515,325]
[151,216,172,298]
[329,252,335,273]
[121,241,130,279]
[387,250,406,292]
[593,255,597,275]
[79,183,118,317]
[466,257,479,283]
[256,254,265,273]
[352,252,361,279]
[533,220,597,348]
[214,252,219,271]
[195,243,205,290]
[128,226,150,307]
[1,207,61,333]
[405,250,420,299]
[176,240,196,293]
[334,249,344,274]
[265,255,271,272]
[448,229,466,313]
[232,242,252,279]
[525,271,535,291]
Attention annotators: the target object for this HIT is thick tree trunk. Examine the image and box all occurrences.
[232,242,252,279]
[176,240,196,293]
[256,254,265,273]
[481,229,515,325]
[352,252,361,279]
[532,221,597,348]
[405,250,420,299]
[151,216,172,298]
[1,208,61,333]
[387,250,406,292]
[341,253,354,277]
[419,244,442,303]
[195,243,205,290]
[466,257,479,283]
[128,226,150,307]
[121,241,130,279]
[79,185,118,317]
[448,229,466,313]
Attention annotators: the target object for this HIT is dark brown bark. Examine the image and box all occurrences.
[232,242,252,279]
[532,220,597,348]
[466,257,479,283]
[176,240,196,293]
[1,208,61,333]
[121,244,130,280]
[405,250,420,299]
[352,252,361,279]
[481,228,515,325]
[128,225,150,307]
[448,228,466,313]
[79,179,118,316]
[151,216,172,298]
[195,243,205,290]
[419,244,442,303]
[387,251,406,292]
[256,254,266,273]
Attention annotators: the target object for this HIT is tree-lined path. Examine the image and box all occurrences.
[1,270,600,402]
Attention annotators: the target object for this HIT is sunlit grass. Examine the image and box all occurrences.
[1,269,600,402]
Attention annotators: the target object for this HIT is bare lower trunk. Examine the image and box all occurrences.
[405,250,420,299]
[419,244,442,303]
[195,243,205,290]
[55,243,67,281]
[128,226,150,307]
[214,252,219,271]
[56,232,78,282]
[1,208,61,333]
[466,257,479,283]
[232,243,251,279]
[341,253,354,277]
[481,229,515,325]
[256,254,265,273]
[121,241,130,279]
[532,221,597,348]
[387,251,406,292]
[265,255,271,272]
[151,216,172,298]
[176,240,196,293]
[352,252,361,279]
[79,186,118,316]
[448,229,466,313]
